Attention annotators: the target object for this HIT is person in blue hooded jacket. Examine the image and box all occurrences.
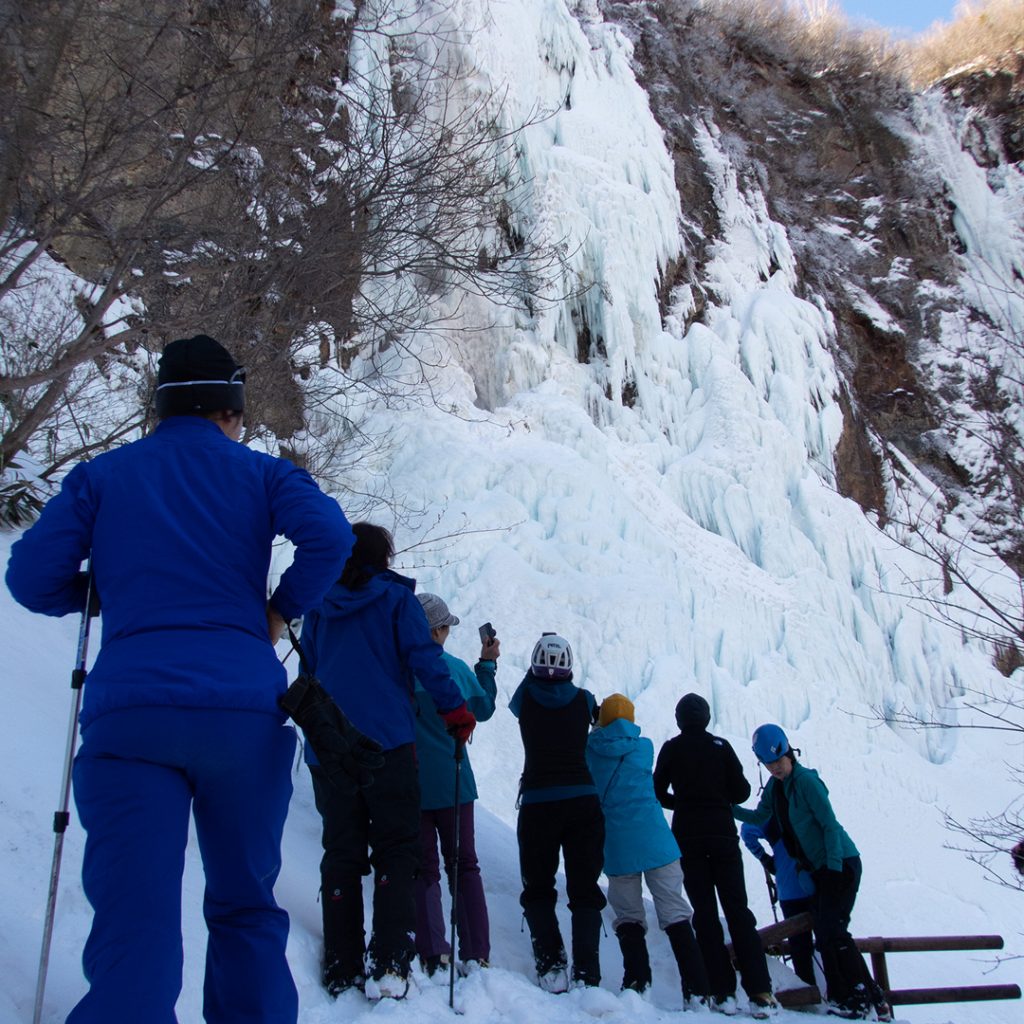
[6,334,354,1024]
[412,593,498,976]
[510,633,605,992]
[734,725,891,1022]
[740,817,817,987]
[585,694,710,1006]
[299,523,476,999]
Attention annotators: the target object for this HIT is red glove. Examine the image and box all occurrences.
[441,702,476,745]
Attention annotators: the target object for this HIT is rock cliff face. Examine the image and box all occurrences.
[601,0,1023,549]
[13,0,1021,570]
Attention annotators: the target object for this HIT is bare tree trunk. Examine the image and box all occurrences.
[0,0,89,229]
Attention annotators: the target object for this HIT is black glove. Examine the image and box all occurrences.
[75,570,102,617]
[279,674,384,790]
[761,853,776,876]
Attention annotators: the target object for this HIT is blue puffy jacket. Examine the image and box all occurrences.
[300,569,464,752]
[5,416,353,726]
[585,718,681,876]
[415,651,496,810]
[740,819,814,901]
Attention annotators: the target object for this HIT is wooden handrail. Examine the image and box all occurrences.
[889,985,1022,1005]
[733,918,1021,1007]
[855,935,1004,954]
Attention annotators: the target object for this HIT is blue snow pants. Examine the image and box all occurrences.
[67,707,297,1024]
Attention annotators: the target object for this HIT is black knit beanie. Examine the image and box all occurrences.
[155,334,245,418]
[675,692,711,732]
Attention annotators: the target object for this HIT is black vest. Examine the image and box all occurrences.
[518,687,594,793]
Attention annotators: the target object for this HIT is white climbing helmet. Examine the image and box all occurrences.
[531,632,573,679]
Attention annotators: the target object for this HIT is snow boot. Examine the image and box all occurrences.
[871,992,893,1022]
[522,903,568,984]
[538,967,570,993]
[749,992,779,1019]
[666,919,711,1003]
[570,906,603,987]
[615,921,652,993]
[321,876,366,996]
[366,944,411,1001]
[421,953,450,979]
[365,971,410,1001]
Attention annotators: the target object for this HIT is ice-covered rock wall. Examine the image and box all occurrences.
[330,0,1005,771]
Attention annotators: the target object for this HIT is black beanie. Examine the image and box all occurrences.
[675,693,711,732]
[155,334,245,418]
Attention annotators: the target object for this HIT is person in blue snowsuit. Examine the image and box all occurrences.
[734,724,891,1021]
[511,633,606,991]
[740,817,817,987]
[412,593,498,975]
[299,523,476,998]
[585,693,710,1005]
[5,334,354,1024]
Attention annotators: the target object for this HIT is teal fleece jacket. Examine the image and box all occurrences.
[733,761,858,873]
[414,650,496,809]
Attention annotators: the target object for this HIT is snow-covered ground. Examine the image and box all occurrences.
[0,567,1019,1024]
[2,0,1023,1022]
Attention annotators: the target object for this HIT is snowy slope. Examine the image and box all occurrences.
[2,0,1023,1022]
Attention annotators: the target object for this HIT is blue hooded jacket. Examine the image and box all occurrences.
[5,416,353,727]
[414,651,496,809]
[300,569,464,752]
[586,718,681,876]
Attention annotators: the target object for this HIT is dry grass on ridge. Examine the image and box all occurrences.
[695,0,1023,86]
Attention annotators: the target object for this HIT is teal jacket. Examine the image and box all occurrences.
[414,650,496,810]
[733,761,858,873]
[586,719,680,876]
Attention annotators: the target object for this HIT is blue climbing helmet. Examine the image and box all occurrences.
[752,724,790,764]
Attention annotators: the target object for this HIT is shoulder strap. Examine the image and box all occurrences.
[600,754,628,804]
[286,623,314,677]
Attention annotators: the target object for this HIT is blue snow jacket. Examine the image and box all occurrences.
[740,819,813,901]
[586,718,681,876]
[300,569,464,752]
[415,651,496,810]
[734,762,859,874]
[5,416,353,727]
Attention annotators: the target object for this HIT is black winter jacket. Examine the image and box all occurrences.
[653,727,751,841]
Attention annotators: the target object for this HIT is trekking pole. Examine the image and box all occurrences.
[763,864,779,925]
[448,740,465,1010]
[33,568,99,1024]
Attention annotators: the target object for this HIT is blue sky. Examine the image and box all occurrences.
[838,1,960,34]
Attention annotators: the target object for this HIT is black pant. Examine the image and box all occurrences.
[517,795,606,981]
[779,895,816,987]
[678,834,771,999]
[310,744,420,979]
[812,857,876,1008]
